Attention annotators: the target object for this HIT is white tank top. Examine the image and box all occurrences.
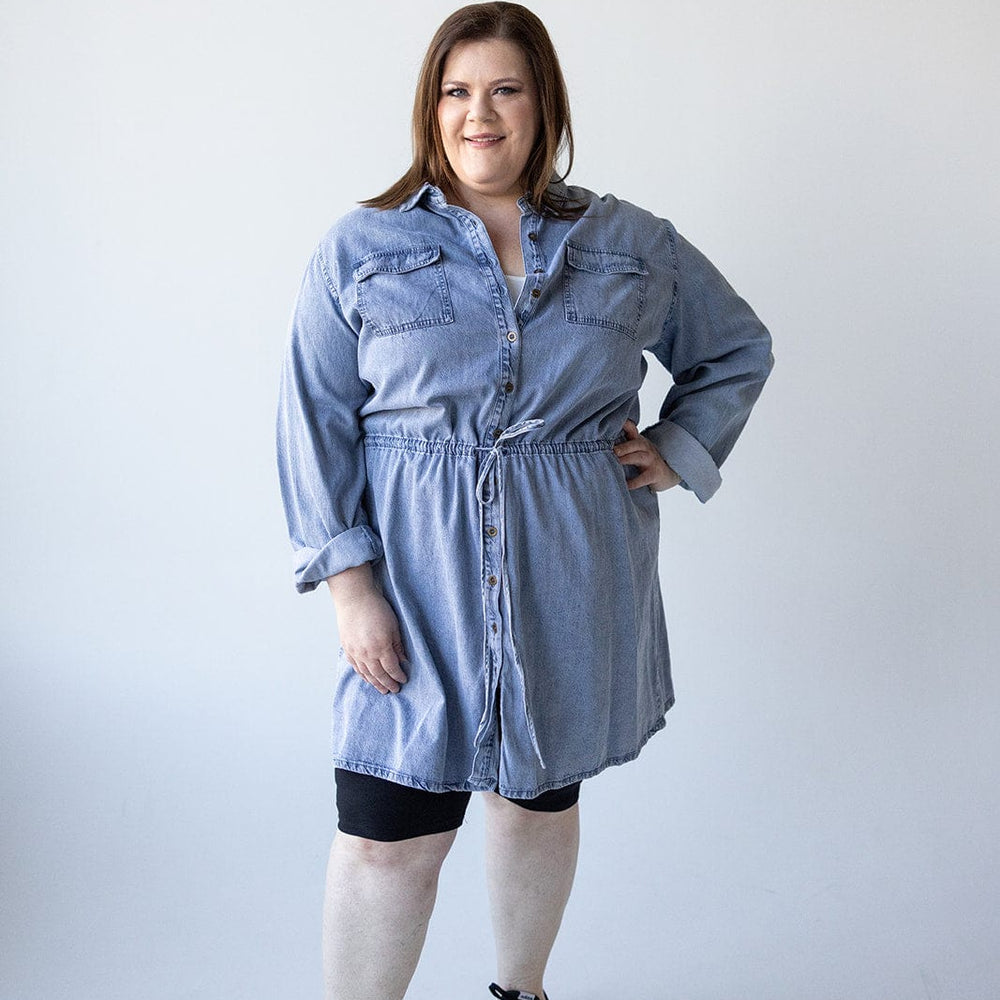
[503,272,527,305]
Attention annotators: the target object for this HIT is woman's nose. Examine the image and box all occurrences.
[468,93,496,122]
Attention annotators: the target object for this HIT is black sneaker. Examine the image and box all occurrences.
[488,984,549,1000]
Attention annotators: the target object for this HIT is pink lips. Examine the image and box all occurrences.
[465,134,504,148]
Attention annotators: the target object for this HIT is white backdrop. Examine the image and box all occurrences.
[3,2,998,998]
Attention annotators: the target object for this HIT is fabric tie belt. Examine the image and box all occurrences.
[474,417,547,769]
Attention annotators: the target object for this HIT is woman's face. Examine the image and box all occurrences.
[436,37,541,203]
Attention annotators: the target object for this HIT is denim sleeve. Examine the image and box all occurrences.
[641,230,774,502]
[276,246,383,593]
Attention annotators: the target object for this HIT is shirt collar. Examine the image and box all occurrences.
[399,176,571,214]
[399,182,438,211]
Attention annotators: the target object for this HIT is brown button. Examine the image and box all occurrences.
[486,525,498,537]
[534,268,544,274]
[491,622,498,633]
[492,428,502,439]
[506,330,517,342]
[504,381,514,392]
[530,288,540,299]
[528,232,538,241]
[487,575,498,586]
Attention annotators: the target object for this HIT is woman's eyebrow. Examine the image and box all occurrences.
[441,77,524,88]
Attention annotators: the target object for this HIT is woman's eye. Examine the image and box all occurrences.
[443,86,518,98]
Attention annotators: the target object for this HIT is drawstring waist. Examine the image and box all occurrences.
[363,431,618,457]
[474,418,547,505]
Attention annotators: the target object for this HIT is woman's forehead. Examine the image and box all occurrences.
[441,37,531,79]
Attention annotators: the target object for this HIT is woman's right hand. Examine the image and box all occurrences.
[327,564,409,695]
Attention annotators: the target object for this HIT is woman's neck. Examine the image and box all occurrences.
[445,182,522,223]
[443,182,526,276]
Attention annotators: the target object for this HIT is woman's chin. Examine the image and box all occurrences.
[453,174,523,201]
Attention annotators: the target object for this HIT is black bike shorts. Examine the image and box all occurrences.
[334,767,581,842]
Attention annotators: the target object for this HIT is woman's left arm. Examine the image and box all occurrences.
[639,229,775,502]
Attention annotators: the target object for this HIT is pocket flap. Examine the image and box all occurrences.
[565,242,648,276]
[353,244,442,282]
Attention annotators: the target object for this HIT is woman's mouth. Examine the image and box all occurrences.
[465,134,504,148]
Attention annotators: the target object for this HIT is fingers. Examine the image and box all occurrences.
[624,457,681,491]
[623,467,659,491]
[346,658,389,695]
[614,420,651,462]
[614,425,679,491]
[348,658,406,695]
[344,639,409,695]
[381,646,409,687]
[613,430,659,476]
[614,439,650,461]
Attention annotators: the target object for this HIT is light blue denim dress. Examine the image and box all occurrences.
[276,180,773,798]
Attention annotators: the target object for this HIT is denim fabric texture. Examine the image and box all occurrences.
[276,180,774,798]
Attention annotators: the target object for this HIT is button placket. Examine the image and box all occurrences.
[472,419,548,773]
[468,208,552,780]
[473,485,504,779]
[517,216,547,322]
[454,206,521,444]
[447,203,545,785]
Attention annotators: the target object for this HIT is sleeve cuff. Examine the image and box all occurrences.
[641,419,722,503]
[292,525,384,594]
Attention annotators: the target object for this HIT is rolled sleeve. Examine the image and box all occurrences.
[276,245,382,593]
[291,525,383,595]
[642,419,721,503]
[642,228,774,502]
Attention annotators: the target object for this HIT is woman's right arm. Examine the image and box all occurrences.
[277,244,407,693]
[276,245,383,592]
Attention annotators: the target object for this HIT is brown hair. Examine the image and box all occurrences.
[360,2,584,218]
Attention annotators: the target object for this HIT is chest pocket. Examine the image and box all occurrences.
[353,244,454,337]
[563,242,648,340]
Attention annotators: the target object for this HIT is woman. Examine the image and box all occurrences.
[276,4,773,998]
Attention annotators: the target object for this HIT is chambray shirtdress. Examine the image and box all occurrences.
[277,180,773,799]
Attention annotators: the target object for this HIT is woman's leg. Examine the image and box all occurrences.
[322,827,457,1000]
[483,791,581,998]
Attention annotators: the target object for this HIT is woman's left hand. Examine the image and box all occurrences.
[614,419,681,492]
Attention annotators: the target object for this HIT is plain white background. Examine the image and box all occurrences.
[2,1,998,998]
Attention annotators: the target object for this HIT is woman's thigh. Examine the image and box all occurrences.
[334,768,581,841]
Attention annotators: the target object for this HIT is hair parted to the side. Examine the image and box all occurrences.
[360,2,585,218]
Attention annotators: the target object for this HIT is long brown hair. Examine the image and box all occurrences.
[361,2,584,218]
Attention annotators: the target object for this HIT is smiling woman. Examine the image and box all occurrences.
[436,39,541,207]
[276,3,774,999]
[362,1,578,221]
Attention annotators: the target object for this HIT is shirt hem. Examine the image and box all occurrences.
[331,693,676,798]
